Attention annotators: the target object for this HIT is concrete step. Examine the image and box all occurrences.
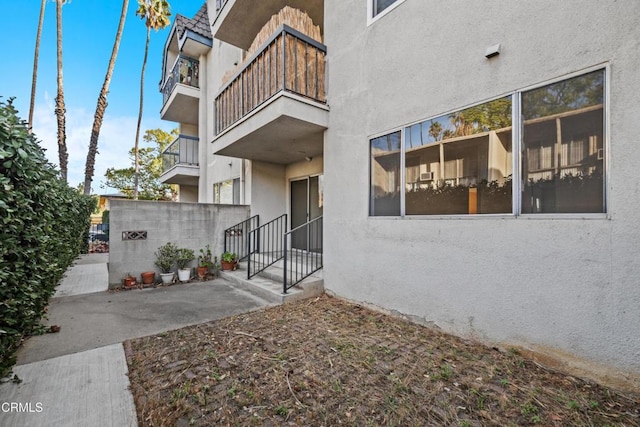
[245,251,323,278]
[219,263,323,304]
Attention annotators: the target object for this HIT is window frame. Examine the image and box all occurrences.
[517,65,609,219]
[367,0,406,26]
[369,128,404,217]
[213,177,241,205]
[367,64,609,220]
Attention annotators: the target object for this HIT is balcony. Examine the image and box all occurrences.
[213,0,324,50]
[160,55,200,124]
[213,25,328,164]
[160,135,199,186]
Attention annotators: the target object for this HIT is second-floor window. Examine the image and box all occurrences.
[369,0,405,23]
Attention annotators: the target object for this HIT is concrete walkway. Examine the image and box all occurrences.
[0,254,273,426]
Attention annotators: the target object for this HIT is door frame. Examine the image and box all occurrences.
[289,174,323,250]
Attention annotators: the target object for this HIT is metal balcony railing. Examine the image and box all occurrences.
[161,135,199,173]
[214,24,327,134]
[161,55,200,105]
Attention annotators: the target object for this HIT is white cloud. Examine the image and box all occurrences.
[32,92,173,194]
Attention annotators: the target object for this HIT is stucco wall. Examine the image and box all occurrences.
[324,0,640,389]
[108,200,249,286]
[249,161,287,221]
[199,35,245,204]
[179,185,198,202]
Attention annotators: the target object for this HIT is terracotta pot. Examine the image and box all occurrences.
[123,276,136,288]
[141,271,155,285]
[197,266,208,278]
[221,260,237,271]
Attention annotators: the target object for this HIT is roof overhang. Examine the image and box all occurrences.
[212,0,323,50]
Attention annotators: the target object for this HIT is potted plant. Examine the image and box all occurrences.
[197,244,213,279]
[155,242,178,284]
[140,271,155,285]
[220,251,238,271]
[176,247,195,282]
[123,272,137,288]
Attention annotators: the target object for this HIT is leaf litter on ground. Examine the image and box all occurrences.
[125,294,640,426]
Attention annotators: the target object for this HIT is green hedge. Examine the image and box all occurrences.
[0,99,96,378]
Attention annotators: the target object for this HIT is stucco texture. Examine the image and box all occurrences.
[108,200,249,286]
[323,0,640,389]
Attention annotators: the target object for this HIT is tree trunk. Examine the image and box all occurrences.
[133,26,151,200]
[55,0,68,181]
[84,0,129,195]
[28,0,46,132]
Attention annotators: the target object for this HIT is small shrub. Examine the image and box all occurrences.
[155,242,178,273]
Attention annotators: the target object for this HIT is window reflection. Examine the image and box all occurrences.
[522,70,605,213]
[370,132,401,216]
[374,0,399,16]
[404,97,513,215]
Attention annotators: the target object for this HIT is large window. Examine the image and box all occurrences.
[369,69,606,217]
[405,97,513,215]
[521,70,605,213]
[370,131,401,216]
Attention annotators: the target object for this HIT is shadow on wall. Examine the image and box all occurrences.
[107,200,250,287]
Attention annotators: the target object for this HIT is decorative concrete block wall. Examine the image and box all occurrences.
[108,200,249,287]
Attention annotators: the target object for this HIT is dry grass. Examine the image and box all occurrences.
[126,295,639,426]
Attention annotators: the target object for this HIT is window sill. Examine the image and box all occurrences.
[368,213,610,220]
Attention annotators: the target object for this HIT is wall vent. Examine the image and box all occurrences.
[122,231,148,241]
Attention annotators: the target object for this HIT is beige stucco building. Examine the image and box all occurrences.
[158,0,640,390]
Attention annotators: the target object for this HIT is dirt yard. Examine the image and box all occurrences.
[125,294,639,426]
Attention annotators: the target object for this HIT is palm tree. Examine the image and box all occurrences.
[83,0,130,195]
[133,0,171,199]
[28,0,47,132]
[55,0,68,181]
[428,121,443,142]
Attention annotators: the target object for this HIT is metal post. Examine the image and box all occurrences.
[283,231,288,294]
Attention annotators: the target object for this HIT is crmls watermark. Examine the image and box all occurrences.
[1,402,44,413]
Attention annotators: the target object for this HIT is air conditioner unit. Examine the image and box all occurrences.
[420,171,434,181]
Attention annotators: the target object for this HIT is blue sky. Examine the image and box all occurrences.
[0,0,204,193]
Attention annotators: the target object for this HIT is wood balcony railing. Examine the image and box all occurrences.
[214,24,327,135]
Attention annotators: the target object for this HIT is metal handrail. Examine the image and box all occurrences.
[247,214,287,280]
[224,215,259,261]
[283,215,323,293]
